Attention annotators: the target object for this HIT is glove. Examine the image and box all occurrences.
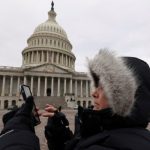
[1,96,37,135]
[2,107,19,126]
[45,111,73,150]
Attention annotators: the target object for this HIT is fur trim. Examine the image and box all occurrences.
[88,49,138,116]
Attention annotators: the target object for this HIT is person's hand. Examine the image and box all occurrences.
[1,96,39,135]
[42,104,57,118]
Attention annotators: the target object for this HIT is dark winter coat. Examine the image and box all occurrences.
[66,108,150,150]
[0,129,40,150]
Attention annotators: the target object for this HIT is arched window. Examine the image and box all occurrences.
[12,100,16,106]
[4,100,8,109]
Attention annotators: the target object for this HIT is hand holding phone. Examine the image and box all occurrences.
[20,84,41,125]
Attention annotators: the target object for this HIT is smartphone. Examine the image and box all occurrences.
[20,84,41,125]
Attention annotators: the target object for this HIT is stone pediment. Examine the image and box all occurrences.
[25,64,69,73]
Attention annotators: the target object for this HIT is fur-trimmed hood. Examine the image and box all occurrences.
[88,49,138,116]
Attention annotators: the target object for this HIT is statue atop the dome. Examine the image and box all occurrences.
[51,1,54,11]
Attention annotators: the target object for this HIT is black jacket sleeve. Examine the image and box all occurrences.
[0,96,40,150]
[0,129,40,150]
[45,112,73,150]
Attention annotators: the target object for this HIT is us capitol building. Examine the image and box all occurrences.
[0,2,92,109]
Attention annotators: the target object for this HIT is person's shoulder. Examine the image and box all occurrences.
[106,128,150,149]
[0,130,40,150]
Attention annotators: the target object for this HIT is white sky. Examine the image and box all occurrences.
[0,0,150,72]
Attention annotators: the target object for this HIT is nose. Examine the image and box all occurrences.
[92,90,98,98]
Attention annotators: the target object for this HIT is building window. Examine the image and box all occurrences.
[12,100,16,106]
[47,88,51,96]
[4,100,8,109]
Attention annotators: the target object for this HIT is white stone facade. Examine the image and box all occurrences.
[0,4,92,109]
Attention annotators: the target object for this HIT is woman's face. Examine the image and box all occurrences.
[92,87,109,110]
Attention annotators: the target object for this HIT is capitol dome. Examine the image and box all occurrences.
[33,8,68,39]
[22,1,76,71]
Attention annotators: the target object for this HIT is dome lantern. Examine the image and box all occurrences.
[48,1,57,22]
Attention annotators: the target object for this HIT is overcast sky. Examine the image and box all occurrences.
[0,0,150,72]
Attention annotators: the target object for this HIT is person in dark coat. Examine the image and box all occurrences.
[1,49,150,150]
[43,49,150,150]
[0,96,40,150]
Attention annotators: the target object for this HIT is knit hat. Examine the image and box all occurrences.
[88,49,138,116]
[123,57,150,124]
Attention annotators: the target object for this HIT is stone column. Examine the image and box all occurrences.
[52,52,54,63]
[36,51,39,63]
[80,80,83,97]
[31,76,34,94]
[70,78,72,94]
[30,52,32,63]
[89,81,91,97]
[51,77,54,96]
[28,52,30,64]
[31,51,34,63]
[37,77,41,96]
[8,100,12,107]
[1,76,6,96]
[75,80,77,97]
[86,80,88,97]
[64,55,66,65]
[9,76,13,96]
[1,100,4,109]
[62,54,64,65]
[17,77,20,96]
[44,77,47,96]
[24,76,27,85]
[47,51,49,63]
[57,53,59,64]
[66,56,68,66]
[64,78,66,95]
[57,77,60,96]
[69,57,70,67]
[70,58,72,68]
[42,51,44,63]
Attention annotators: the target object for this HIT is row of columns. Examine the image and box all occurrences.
[23,51,75,69]
[1,75,90,97]
[30,38,70,51]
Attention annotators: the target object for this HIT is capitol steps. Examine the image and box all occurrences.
[34,96,67,109]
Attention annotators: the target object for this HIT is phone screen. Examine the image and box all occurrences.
[23,85,32,98]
